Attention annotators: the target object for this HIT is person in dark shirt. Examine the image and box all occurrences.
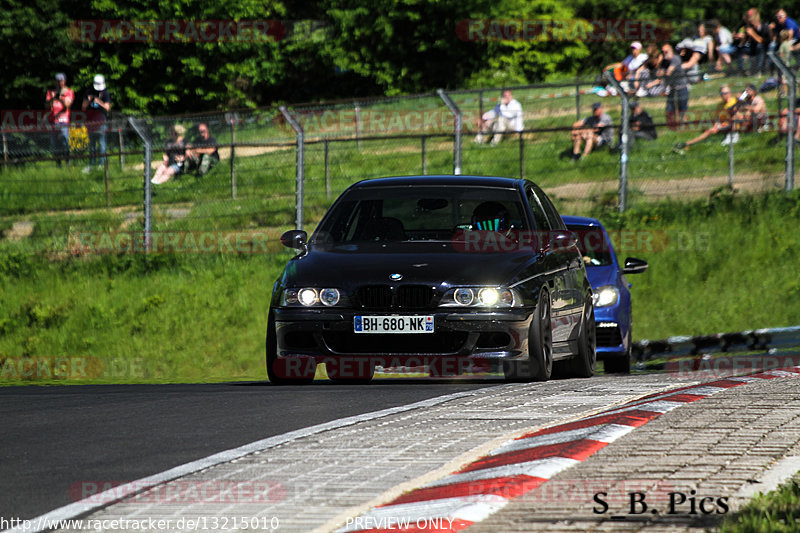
[81,74,111,173]
[570,102,614,161]
[658,44,689,129]
[734,8,771,74]
[619,100,657,150]
[186,123,220,177]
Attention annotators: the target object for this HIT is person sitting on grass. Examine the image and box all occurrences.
[474,89,524,146]
[673,86,738,154]
[570,102,614,161]
[151,124,187,185]
[186,123,220,177]
[735,84,768,132]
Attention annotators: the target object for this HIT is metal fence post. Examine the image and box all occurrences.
[226,113,238,200]
[324,139,331,200]
[127,117,152,252]
[421,136,427,175]
[768,51,795,191]
[575,77,581,121]
[118,126,125,169]
[519,131,525,179]
[604,72,630,212]
[280,106,305,230]
[2,132,7,172]
[437,89,462,175]
[354,102,362,152]
[728,121,735,189]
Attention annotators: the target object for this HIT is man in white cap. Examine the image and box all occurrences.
[45,72,74,167]
[603,41,649,93]
[81,74,111,173]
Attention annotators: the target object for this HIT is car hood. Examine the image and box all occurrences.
[585,264,619,289]
[281,242,538,288]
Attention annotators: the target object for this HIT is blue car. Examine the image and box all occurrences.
[562,216,648,373]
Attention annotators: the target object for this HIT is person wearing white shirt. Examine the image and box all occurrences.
[712,20,736,71]
[474,89,524,145]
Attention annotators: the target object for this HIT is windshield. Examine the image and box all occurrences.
[567,225,615,267]
[314,186,532,244]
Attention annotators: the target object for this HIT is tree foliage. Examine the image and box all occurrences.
[0,0,784,115]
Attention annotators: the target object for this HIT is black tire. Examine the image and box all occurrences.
[604,347,632,374]
[569,292,597,378]
[504,290,552,382]
[266,310,314,385]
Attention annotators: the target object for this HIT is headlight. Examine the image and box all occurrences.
[298,288,318,306]
[281,288,344,307]
[319,288,341,306]
[440,287,520,308]
[592,286,619,307]
[454,288,475,306]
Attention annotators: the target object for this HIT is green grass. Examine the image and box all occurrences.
[720,476,800,532]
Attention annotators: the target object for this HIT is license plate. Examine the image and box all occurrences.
[354,315,434,334]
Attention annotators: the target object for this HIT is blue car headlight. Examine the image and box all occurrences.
[440,287,521,308]
[281,288,344,307]
[592,286,619,307]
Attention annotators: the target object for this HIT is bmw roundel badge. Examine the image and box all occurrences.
[390,273,403,281]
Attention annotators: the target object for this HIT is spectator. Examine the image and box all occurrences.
[623,100,657,148]
[779,29,794,65]
[673,86,738,153]
[771,9,799,43]
[734,8,770,75]
[638,45,665,96]
[151,125,187,185]
[678,22,715,73]
[81,74,111,173]
[45,72,74,167]
[186,123,220,177]
[711,20,736,72]
[570,102,614,161]
[603,41,649,94]
[474,89,524,145]
[736,83,768,132]
[658,44,690,129]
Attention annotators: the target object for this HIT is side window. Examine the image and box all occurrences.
[526,187,550,230]
[532,185,566,230]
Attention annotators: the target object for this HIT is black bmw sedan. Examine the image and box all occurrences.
[267,175,595,384]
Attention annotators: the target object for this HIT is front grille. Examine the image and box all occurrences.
[356,285,435,309]
[596,325,623,347]
[357,286,392,308]
[322,331,468,355]
[397,286,434,309]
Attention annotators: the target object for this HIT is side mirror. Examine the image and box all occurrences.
[623,257,648,274]
[548,230,578,251]
[281,229,308,251]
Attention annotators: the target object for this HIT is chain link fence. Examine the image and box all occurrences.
[1,62,797,254]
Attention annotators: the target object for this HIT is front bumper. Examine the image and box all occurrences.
[273,307,534,371]
[593,305,630,359]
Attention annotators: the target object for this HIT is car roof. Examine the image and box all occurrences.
[562,215,604,227]
[350,175,525,189]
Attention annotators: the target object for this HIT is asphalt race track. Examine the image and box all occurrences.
[0,380,494,521]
